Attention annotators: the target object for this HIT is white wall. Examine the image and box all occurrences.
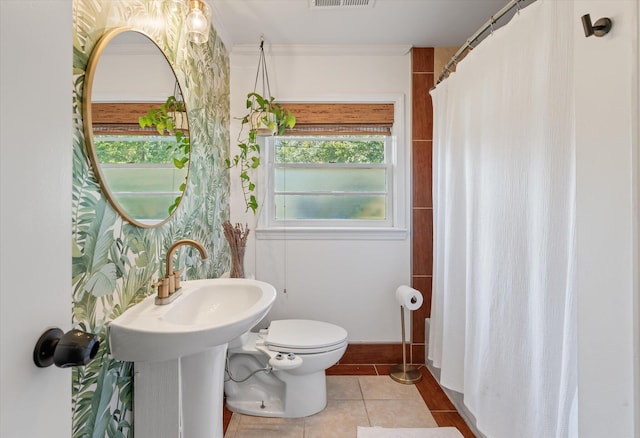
[575,1,639,436]
[92,32,177,102]
[230,45,413,342]
[0,1,72,437]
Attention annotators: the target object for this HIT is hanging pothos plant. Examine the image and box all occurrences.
[226,92,296,214]
[138,95,190,214]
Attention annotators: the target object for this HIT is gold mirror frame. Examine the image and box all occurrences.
[83,27,190,228]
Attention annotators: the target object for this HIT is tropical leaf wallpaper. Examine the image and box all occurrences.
[72,1,230,436]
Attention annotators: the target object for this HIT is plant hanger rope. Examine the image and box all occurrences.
[254,35,272,99]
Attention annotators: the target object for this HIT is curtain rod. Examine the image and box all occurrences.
[435,0,529,85]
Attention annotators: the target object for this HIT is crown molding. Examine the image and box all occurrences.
[231,44,412,57]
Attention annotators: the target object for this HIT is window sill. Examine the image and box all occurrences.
[255,227,408,241]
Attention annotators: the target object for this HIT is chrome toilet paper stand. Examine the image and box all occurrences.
[390,301,422,384]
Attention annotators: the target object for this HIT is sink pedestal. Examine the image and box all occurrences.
[134,344,227,438]
[182,346,227,438]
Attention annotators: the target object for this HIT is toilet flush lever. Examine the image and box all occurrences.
[581,14,612,37]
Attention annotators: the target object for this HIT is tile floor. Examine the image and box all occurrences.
[223,365,475,438]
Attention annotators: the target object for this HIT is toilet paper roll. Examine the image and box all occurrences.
[395,285,423,311]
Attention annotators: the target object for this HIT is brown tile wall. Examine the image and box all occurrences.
[329,48,452,365]
[410,48,435,359]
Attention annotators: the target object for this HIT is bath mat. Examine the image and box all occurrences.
[357,426,464,438]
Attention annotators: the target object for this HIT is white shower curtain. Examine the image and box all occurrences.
[429,1,577,437]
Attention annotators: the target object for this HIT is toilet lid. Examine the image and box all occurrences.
[265,319,348,354]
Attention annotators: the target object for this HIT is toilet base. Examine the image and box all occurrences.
[225,399,286,417]
[225,368,327,418]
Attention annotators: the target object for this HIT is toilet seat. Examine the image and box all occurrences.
[265,319,348,354]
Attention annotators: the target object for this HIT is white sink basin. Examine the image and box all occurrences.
[109,278,277,363]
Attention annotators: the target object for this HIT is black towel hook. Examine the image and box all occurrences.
[581,14,612,38]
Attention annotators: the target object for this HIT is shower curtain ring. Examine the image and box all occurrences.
[465,37,475,51]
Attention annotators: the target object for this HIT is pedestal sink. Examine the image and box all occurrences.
[109,278,277,438]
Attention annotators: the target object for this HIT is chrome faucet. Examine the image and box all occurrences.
[153,238,208,305]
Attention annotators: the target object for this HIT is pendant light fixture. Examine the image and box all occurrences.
[185,0,211,44]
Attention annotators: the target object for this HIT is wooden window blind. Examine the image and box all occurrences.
[91,102,394,136]
[90,102,188,136]
[279,103,394,135]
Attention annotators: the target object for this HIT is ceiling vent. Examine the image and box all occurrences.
[309,0,375,10]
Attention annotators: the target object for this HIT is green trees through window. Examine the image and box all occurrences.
[276,137,385,164]
[95,135,180,164]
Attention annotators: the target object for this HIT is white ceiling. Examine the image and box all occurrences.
[209,0,518,50]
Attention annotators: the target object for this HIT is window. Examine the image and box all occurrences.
[266,135,393,228]
[89,101,190,223]
[256,98,408,239]
[94,135,188,221]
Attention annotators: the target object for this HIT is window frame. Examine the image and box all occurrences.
[255,94,408,241]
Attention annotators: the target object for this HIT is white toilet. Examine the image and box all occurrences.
[224,319,348,418]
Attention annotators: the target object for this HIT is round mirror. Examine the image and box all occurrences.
[83,28,190,228]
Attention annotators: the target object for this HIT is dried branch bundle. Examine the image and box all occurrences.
[223,220,250,278]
